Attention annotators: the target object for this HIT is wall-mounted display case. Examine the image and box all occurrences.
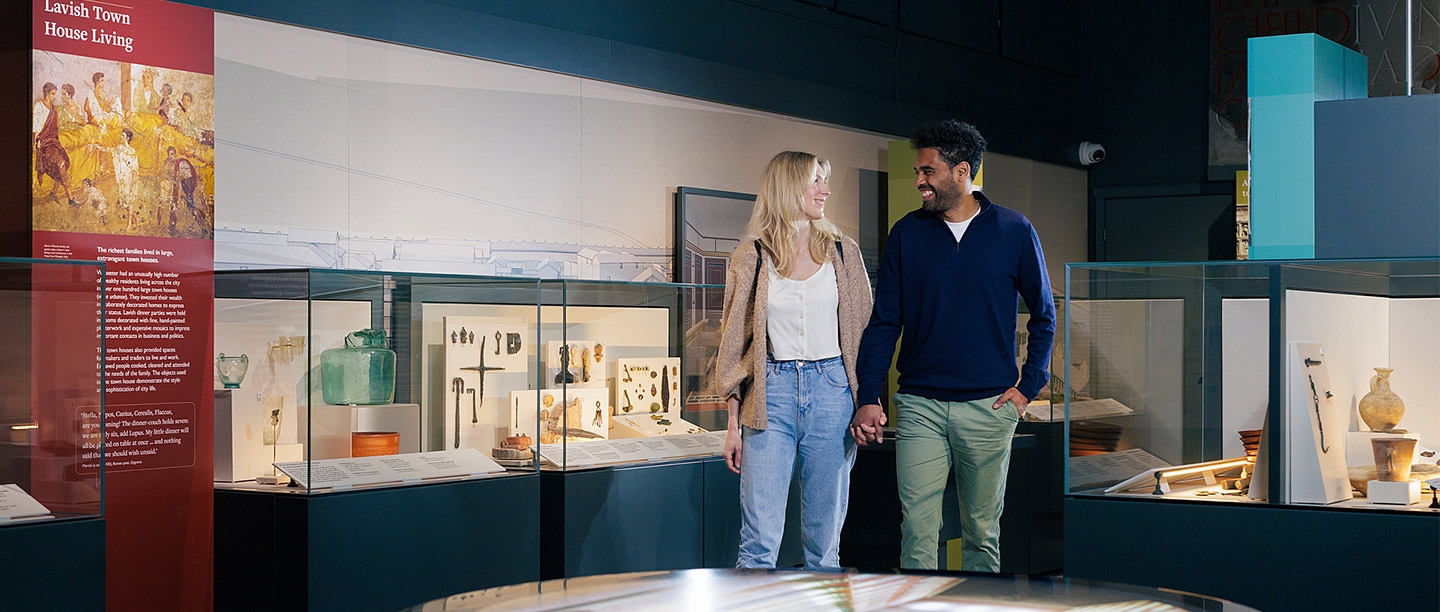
[0,258,106,612]
[1063,258,1440,509]
[0,258,105,523]
[1061,258,1440,612]
[213,270,727,489]
[534,279,726,471]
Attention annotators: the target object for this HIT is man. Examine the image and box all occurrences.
[851,120,1055,572]
[33,82,76,207]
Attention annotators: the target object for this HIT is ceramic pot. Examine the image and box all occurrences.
[1358,367,1405,432]
[1371,437,1417,482]
[215,353,248,388]
[351,431,400,457]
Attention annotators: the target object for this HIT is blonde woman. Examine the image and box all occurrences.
[717,151,873,570]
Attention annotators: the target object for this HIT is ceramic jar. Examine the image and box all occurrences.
[351,431,400,457]
[1358,367,1405,432]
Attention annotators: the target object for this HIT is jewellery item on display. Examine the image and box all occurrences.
[650,383,658,396]
[452,377,465,448]
[622,367,633,383]
[650,370,658,378]
[651,414,663,421]
[593,401,603,427]
[321,329,397,405]
[543,393,555,408]
[555,344,576,384]
[506,333,522,354]
[657,419,671,426]
[1305,373,1330,453]
[460,327,468,344]
[451,331,458,344]
[216,353,249,388]
[650,402,662,413]
[672,366,678,376]
[582,347,592,383]
[468,331,474,344]
[623,390,633,413]
[460,337,506,425]
[661,366,670,411]
[495,331,501,355]
[593,343,603,362]
[468,388,478,424]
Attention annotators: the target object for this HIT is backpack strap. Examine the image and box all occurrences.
[835,240,844,264]
[752,240,763,296]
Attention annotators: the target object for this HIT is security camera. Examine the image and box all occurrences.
[1078,142,1106,166]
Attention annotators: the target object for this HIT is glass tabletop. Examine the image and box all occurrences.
[401,569,1260,611]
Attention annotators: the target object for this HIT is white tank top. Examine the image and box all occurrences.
[766,260,841,361]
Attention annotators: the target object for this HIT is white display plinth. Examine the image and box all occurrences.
[215,389,305,482]
[1368,480,1421,505]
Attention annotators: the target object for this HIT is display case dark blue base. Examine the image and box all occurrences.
[215,474,540,612]
[840,423,1061,574]
[0,517,105,612]
[539,456,741,578]
[1066,496,1440,612]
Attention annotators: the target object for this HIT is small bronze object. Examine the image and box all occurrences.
[451,331,458,344]
[494,331,501,354]
[459,327,468,344]
[506,332,522,354]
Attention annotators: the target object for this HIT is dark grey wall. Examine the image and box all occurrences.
[1081,1,1235,262]
[177,0,1084,167]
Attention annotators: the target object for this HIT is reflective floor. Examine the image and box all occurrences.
[402,569,1260,611]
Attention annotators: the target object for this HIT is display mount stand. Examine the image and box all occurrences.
[1288,343,1351,505]
[1103,457,1250,495]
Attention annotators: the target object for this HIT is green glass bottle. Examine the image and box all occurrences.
[320,329,396,405]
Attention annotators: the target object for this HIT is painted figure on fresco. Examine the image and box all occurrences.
[76,178,108,225]
[33,82,76,207]
[160,146,209,238]
[111,128,139,232]
[32,52,216,238]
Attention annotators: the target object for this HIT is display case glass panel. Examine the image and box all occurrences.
[537,279,727,470]
[0,258,105,523]
[1064,258,1440,511]
[213,269,541,493]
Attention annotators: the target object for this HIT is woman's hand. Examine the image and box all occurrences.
[723,427,743,474]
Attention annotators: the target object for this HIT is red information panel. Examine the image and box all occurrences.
[32,2,215,611]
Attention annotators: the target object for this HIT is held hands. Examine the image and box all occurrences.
[850,403,887,446]
[992,387,1029,418]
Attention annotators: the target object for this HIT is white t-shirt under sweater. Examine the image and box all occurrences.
[766,260,841,361]
[945,216,975,243]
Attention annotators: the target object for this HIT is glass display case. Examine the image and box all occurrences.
[213,269,539,492]
[0,258,105,523]
[1063,258,1440,510]
[212,270,728,488]
[534,279,726,470]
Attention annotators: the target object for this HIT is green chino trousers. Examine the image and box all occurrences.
[894,392,1018,572]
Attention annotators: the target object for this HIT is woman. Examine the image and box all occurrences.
[717,150,873,570]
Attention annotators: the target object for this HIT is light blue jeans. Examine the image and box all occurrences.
[737,356,857,570]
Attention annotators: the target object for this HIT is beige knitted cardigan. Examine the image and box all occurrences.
[716,236,873,431]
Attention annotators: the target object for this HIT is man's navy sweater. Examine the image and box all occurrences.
[856,192,1056,405]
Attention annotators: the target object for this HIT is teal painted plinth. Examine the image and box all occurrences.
[1247,33,1367,261]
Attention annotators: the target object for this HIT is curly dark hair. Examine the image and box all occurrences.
[910,120,986,182]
